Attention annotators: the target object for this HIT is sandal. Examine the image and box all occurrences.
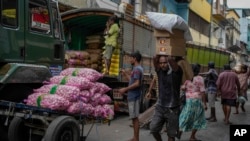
[241,105,246,112]
[176,131,182,139]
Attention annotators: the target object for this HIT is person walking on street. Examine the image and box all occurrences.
[178,63,207,141]
[103,15,120,75]
[118,51,143,141]
[216,64,240,125]
[200,61,218,122]
[234,64,250,114]
[150,55,183,141]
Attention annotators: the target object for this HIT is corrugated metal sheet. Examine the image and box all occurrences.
[122,20,156,57]
[122,20,133,53]
[134,25,155,57]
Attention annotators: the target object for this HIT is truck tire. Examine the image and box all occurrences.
[44,116,80,141]
[8,117,29,141]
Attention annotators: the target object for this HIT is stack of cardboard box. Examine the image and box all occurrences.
[121,2,134,16]
[154,29,186,56]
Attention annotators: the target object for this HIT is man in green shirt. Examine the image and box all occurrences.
[103,15,120,75]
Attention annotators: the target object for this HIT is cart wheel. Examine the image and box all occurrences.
[8,117,29,141]
[140,85,149,113]
[44,116,80,141]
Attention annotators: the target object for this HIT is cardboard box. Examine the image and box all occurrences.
[155,37,186,56]
[154,29,184,38]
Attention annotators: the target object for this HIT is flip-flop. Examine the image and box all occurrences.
[241,105,246,112]
[176,131,182,139]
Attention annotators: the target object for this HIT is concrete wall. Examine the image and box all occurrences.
[189,0,211,22]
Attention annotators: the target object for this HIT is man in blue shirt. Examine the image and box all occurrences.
[200,62,218,122]
[118,51,143,141]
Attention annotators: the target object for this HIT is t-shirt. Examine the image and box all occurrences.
[184,76,206,99]
[205,69,218,94]
[105,23,119,47]
[156,66,183,108]
[127,65,143,101]
[216,70,240,99]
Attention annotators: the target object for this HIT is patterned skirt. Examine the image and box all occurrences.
[179,98,207,132]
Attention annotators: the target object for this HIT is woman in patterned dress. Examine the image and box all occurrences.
[178,63,207,141]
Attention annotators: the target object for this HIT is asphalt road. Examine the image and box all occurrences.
[83,92,250,141]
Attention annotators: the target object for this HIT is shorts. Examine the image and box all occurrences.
[150,105,180,137]
[103,45,114,59]
[221,98,236,106]
[237,96,247,104]
[207,92,216,108]
[128,99,140,119]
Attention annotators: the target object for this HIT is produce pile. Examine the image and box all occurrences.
[24,68,114,119]
[65,50,91,68]
[65,35,104,72]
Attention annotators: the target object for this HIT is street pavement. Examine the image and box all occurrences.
[83,91,250,141]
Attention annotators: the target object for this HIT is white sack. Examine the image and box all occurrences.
[146,12,193,41]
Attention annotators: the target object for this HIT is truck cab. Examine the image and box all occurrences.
[0,1,64,140]
[0,0,65,101]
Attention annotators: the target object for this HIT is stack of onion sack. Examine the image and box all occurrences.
[64,50,90,68]
[85,35,104,72]
[24,68,114,119]
[85,49,103,72]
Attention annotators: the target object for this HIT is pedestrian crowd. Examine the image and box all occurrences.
[120,51,250,141]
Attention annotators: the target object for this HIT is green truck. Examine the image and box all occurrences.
[186,43,230,73]
[0,0,84,141]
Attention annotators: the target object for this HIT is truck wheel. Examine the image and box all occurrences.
[44,116,80,141]
[8,117,29,141]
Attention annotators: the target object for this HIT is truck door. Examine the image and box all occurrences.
[24,0,64,68]
[0,0,25,63]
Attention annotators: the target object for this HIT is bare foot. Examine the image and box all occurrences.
[233,111,239,114]
[190,137,201,141]
[225,121,233,125]
[102,71,109,75]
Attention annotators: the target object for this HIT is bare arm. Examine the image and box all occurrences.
[201,92,207,110]
[167,56,179,72]
[118,79,140,95]
[153,55,160,71]
[124,79,140,92]
[120,69,130,81]
[148,76,156,92]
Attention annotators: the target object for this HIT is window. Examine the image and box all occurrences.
[1,0,18,27]
[29,0,50,34]
[52,7,60,38]
[110,0,121,4]
[189,10,210,37]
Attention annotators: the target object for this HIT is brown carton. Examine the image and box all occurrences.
[154,29,184,38]
[155,37,186,56]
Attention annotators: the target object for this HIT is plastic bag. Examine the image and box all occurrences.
[146,12,193,41]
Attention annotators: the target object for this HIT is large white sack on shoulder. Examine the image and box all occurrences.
[146,12,193,41]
